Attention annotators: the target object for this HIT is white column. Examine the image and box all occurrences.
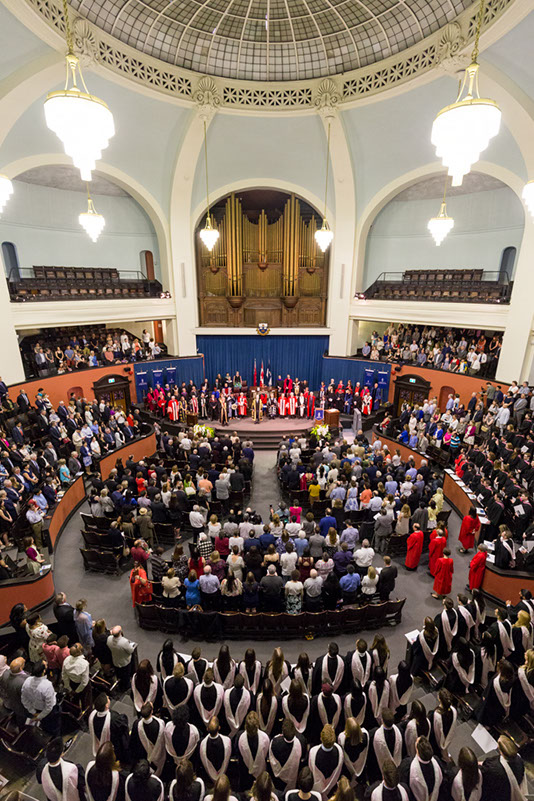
[0,272,25,383]
[315,82,357,357]
[169,89,218,356]
[497,222,534,382]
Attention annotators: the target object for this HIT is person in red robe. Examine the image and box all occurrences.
[405,525,424,570]
[288,393,297,417]
[429,526,448,543]
[283,375,293,394]
[458,507,480,553]
[237,392,247,416]
[468,544,488,590]
[146,390,156,412]
[278,395,286,417]
[167,397,179,421]
[306,391,315,419]
[428,530,447,576]
[130,565,152,607]
[432,549,454,598]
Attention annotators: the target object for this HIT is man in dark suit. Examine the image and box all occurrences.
[52,593,78,644]
[378,555,398,601]
[229,470,245,492]
[0,377,8,400]
[10,424,25,446]
[16,390,31,412]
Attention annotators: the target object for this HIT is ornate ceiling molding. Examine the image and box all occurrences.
[17,0,518,112]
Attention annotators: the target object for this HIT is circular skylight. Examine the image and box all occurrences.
[69,0,475,81]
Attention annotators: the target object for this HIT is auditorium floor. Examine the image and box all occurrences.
[45,450,472,669]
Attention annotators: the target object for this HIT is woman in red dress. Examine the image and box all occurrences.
[458,507,480,553]
[432,549,454,598]
[468,544,487,590]
[428,529,447,576]
[405,525,424,570]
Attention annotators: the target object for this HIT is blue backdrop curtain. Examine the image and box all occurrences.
[134,357,204,401]
[321,357,391,395]
[197,335,329,389]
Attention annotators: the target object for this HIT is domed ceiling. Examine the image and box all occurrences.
[69,0,475,81]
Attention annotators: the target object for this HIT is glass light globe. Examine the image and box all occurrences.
[199,216,219,252]
[431,63,501,186]
[315,219,334,252]
[79,199,105,242]
[522,180,534,218]
[45,56,115,182]
[428,202,454,246]
[0,174,14,213]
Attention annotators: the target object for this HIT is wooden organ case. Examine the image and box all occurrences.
[197,192,329,327]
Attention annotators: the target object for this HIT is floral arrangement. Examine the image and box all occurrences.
[193,423,214,439]
[311,423,331,440]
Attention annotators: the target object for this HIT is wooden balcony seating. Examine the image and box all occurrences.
[8,265,163,302]
[364,267,509,304]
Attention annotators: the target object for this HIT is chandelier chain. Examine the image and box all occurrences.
[323,121,331,221]
[62,0,74,55]
[471,0,485,65]
[203,120,211,222]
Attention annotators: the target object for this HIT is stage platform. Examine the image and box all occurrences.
[213,418,315,449]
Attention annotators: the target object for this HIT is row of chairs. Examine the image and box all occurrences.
[404,269,483,283]
[136,598,405,639]
[34,266,121,283]
[80,548,122,574]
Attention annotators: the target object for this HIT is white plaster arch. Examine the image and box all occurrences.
[0,53,64,151]
[351,159,527,296]
[191,179,334,231]
[1,152,172,291]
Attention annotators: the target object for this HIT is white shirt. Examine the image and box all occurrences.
[107,634,135,668]
[354,547,375,567]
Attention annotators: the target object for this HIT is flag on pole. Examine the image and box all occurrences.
[266,361,272,387]
[253,358,257,387]
[260,361,264,387]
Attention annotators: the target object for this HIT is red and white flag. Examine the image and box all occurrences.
[260,361,264,387]
[253,358,257,387]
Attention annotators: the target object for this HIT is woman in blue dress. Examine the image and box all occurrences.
[344,480,359,512]
[184,570,201,608]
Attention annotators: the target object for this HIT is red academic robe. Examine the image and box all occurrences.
[362,392,372,416]
[429,527,448,543]
[278,397,286,416]
[130,567,152,608]
[307,393,315,418]
[288,396,297,416]
[468,551,487,590]
[238,395,247,416]
[433,556,454,596]
[146,391,156,411]
[283,378,293,394]
[405,529,424,569]
[459,515,480,550]
[167,399,180,421]
[428,536,446,576]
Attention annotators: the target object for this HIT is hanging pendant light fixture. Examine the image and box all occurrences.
[315,121,334,253]
[431,0,500,186]
[428,176,454,246]
[522,180,534,219]
[79,182,105,242]
[0,175,14,214]
[199,120,219,252]
[44,0,115,181]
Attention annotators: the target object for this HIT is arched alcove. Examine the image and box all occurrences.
[195,188,329,329]
[0,165,161,284]
[1,241,20,279]
[363,172,525,290]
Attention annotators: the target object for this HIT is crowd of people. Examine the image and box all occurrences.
[21,326,165,378]
[145,374,384,426]
[381,381,534,575]
[3,592,533,801]
[0,380,148,578]
[359,324,501,378]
